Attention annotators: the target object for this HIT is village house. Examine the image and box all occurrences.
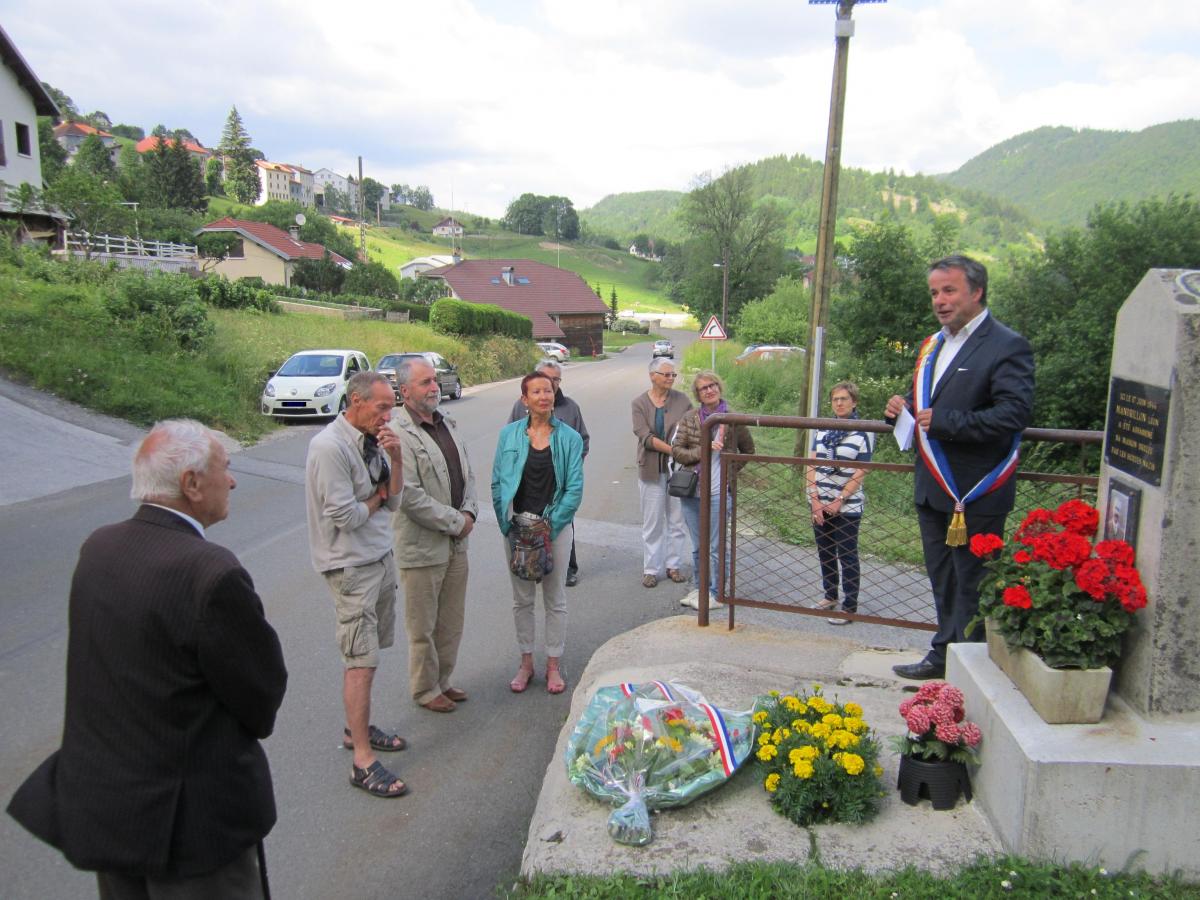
[431,216,464,237]
[421,259,607,356]
[134,135,212,166]
[0,24,67,243]
[196,217,351,287]
[52,121,120,165]
[399,254,458,280]
[313,168,360,210]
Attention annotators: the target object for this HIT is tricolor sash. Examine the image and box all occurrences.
[913,332,1020,546]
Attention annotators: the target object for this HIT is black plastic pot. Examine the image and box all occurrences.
[897,755,972,810]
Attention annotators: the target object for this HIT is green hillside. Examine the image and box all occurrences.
[940,121,1200,226]
[577,154,1041,256]
[581,190,687,243]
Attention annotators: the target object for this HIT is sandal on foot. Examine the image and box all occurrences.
[350,761,407,798]
[342,725,407,752]
[443,687,468,703]
[667,568,687,584]
[642,574,658,588]
[546,667,567,695]
[510,667,535,693]
[814,598,838,611]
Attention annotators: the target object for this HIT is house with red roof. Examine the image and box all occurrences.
[432,216,464,237]
[135,135,212,166]
[52,121,119,165]
[421,259,607,355]
[196,217,352,287]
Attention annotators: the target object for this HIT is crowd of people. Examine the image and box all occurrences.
[8,253,1031,898]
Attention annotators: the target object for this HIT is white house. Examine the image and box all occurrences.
[255,160,293,205]
[313,167,360,211]
[0,24,66,243]
[432,216,464,237]
[399,254,458,280]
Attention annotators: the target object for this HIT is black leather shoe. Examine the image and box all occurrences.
[565,571,579,587]
[892,660,945,680]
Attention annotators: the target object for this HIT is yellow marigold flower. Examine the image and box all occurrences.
[757,743,778,761]
[810,722,831,740]
[827,730,860,750]
[793,760,815,779]
[758,733,772,747]
[753,710,769,725]
[839,752,866,776]
[769,690,780,697]
[844,702,863,717]
[822,713,843,728]
[843,717,867,734]
[794,720,812,734]
[873,766,884,777]
[808,697,832,715]
[765,773,781,793]
[790,745,819,763]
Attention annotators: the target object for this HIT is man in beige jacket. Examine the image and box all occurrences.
[388,358,478,713]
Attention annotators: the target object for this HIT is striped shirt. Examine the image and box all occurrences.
[810,428,872,515]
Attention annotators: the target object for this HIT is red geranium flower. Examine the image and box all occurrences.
[1031,531,1093,571]
[969,533,1005,558]
[1074,558,1110,601]
[1003,585,1033,609]
[1053,499,1100,538]
[1013,549,1033,564]
[1095,540,1135,567]
[1014,508,1055,546]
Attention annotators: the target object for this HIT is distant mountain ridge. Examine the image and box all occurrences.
[939,120,1200,226]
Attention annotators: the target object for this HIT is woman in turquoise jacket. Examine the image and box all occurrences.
[493,371,584,695]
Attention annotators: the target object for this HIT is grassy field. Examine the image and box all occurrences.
[509,858,1196,899]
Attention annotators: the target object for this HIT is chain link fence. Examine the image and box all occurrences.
[695,414,1101,629]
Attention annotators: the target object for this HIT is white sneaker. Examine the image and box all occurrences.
[680,589,700,609]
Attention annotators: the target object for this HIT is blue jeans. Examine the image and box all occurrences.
[812,513,861,612]
[680,491,726,597]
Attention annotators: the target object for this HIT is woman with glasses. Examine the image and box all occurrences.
[806,381,872,625]
[670,371,754,610]
[631,357,692,588]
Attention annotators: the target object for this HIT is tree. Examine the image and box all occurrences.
[43,166,130,241]
[361,177,386,213]
[205,156,224,197]
[321,185,350,214]
[542,196,579,241]
[609,287,619,327]
[37,118,68,185]
[74,133,116,180]
[344,258,399,298]
[85,110,112,130]
[218,106,260,205]
[292,252,346,294]
[409,185,434,210]
[735,275,809,345]
[40,82,78,120]
[142,137,206,212]
[110,124,145,141]
[115,144,144,203]
[677,166,787,324]
[391,183,411,204]
[503,193,546,235]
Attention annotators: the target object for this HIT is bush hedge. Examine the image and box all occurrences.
[430,298,532,338]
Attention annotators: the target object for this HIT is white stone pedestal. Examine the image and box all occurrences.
[947,643,1200,877]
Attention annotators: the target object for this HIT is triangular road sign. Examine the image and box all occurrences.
[699,315,728,340]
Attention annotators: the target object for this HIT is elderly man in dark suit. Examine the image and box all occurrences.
[886,255,1035,680]
[7,419,288,898]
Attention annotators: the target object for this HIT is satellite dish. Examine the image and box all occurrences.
[295,213,307,226]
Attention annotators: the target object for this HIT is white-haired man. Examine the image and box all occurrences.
[8,419,288,899]
[508,358,589,585]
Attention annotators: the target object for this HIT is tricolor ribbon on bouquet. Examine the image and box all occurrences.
[913,332,1021,546]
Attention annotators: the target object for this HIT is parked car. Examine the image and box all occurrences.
[652,339,675,359]
[261,349,371,418]
[537,341,570,363]
[733,345,803,365]
[376,351,463,401]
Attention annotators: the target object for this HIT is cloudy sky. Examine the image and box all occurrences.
[6,0,1199,217]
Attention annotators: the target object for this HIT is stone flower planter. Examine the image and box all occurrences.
[985,620,1112,724]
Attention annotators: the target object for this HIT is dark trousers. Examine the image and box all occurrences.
[917,503,1009,667]
[97,844,267,900]
[813,513,861,612]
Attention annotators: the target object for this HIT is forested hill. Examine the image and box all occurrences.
[581,154,1040,253]
[940,121,1200,227]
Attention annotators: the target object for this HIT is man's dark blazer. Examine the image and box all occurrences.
[7,505,288,878]
[907,313,1035,516]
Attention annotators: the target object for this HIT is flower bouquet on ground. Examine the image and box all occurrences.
[889,681,982,764]
[752,685,885,827]
[969,499,1148,670]
[564,681,756,846]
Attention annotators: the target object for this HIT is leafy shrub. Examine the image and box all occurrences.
[610,318,649,334]
[455,335,540,385]
[105,270,214,351]
[430,298,532,338]
[735,275,808,345]
[196,276,279,312]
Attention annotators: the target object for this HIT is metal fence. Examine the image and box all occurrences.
[694,414,1101,629]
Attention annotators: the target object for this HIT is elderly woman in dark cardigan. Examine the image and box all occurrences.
[631,356,692,588]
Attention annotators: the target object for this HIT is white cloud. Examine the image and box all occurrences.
[6,0,1198,216]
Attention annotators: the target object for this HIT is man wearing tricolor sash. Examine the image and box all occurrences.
[885,256,1034,680]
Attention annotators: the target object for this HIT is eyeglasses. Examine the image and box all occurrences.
[697,383,720,393]
[546,377,562,384]
[655,372,677,379]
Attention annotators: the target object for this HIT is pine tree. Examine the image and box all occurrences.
[218,105,260,205]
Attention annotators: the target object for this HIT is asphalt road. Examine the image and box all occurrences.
[0,332,696,900]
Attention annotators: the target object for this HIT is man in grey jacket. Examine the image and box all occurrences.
[508,358,589,585]
[390,357,478,713]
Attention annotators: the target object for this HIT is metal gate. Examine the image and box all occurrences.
[694,414,1100,628]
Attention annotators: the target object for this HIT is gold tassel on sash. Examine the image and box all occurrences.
[946,503,968,546]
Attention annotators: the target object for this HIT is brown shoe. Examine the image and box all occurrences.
[667,568,687,584]
[420,694,456,713]
[642,574,658,588]
[443,687,468,703]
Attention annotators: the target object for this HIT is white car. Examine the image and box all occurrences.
[537,341,570,363]
[261,349,371,418]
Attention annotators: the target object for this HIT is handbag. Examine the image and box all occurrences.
[508,512,554,582]
[667,467,698,498]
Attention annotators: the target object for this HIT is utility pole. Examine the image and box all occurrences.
[797,0,886,456]
[357,155,366,257]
